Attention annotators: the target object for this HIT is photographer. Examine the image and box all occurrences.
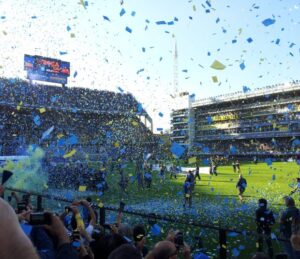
[166,229,191,259]
[255,198,275,258]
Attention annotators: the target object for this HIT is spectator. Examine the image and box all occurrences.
[108,244,142,259]
[280,196,300,259]
[133,225,149,257]
[255,198,275,258]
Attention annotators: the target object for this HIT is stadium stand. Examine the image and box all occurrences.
[0,77,157,188]
[171,82,300,158]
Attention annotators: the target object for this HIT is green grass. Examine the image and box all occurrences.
[93,161,300,258]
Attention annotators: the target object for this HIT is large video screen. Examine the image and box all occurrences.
[24,54,70,84]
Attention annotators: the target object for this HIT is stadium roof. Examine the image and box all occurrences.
[192,81,300,108]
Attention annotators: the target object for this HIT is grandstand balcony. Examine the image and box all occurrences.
[195,130,300,141]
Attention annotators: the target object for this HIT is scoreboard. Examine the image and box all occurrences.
[24,54,70,84]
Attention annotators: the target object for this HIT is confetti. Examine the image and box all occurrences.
[63,149,77,158]
[262,18,276,26]
[212,76,218,83]
[125,26,132,33]
[210,60,226,70]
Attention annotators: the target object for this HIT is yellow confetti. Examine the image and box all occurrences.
[70,33,75,38]
[98,202,104,208]
[63,149,77,158]
[17,101,23,111]
[132,121,138,126]
[2,31,7,35]
[79,186,87,192]
[222,244,227,249]
[193,5,196,11]
[188,157,197,164]
[210,60,226,70]
[39,107,46,113]
[114,142,120,148]
[57,133,64,139]
[212,76,218,83]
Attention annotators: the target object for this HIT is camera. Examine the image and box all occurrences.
[174,231,184,248]
[17,202,27,213]
[29,212,51,225]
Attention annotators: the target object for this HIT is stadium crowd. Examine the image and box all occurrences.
[1,184,300,259]
[0,78,156,162]
[0,78,138,113]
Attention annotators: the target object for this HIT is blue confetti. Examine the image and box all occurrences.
[103,16,111,22]
[240,62,245,70]
[170,142,185,158]
[243,85,251,93]
[73,71,78,78]
[142,47,146,52]
[136,68,144,74]
[216,17,220,23]
[156,21,166,25]
[262,18,276,27]
[120,8,126,16]
[66,25,71,31]
[167,21,174,25]
[137,103,143,113]
[59,51,68,55]
[150,224,161,236]
[174,17,178,22]
[125,26,132,33]
[247,37,253,43]
[33,115,41,126]
[289,43,296,48]
[182,69,188,73]
[232,248,240,257]
[275,38,280,45]
[117,86,124,93]
[158,112,163,117]
[31,16,37,19]
[232,39,237,44]
[131,11,136,17]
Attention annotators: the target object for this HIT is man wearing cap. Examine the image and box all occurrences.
[255,198,275,258]
[133,225,148,258]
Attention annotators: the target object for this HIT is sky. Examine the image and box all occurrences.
[0,0,299,132]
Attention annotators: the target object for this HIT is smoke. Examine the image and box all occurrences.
[2,145,48,193]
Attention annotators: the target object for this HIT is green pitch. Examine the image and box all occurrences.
[97,161,300,258]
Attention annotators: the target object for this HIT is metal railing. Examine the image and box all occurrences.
[2,187,288,259]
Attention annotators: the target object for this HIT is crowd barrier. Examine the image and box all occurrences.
[2,187,289,259]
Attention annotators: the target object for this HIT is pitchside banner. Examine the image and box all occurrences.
[24,54,70,84]
[152,164,210,174]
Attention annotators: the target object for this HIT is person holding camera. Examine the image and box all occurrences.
[255,198,275,258]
